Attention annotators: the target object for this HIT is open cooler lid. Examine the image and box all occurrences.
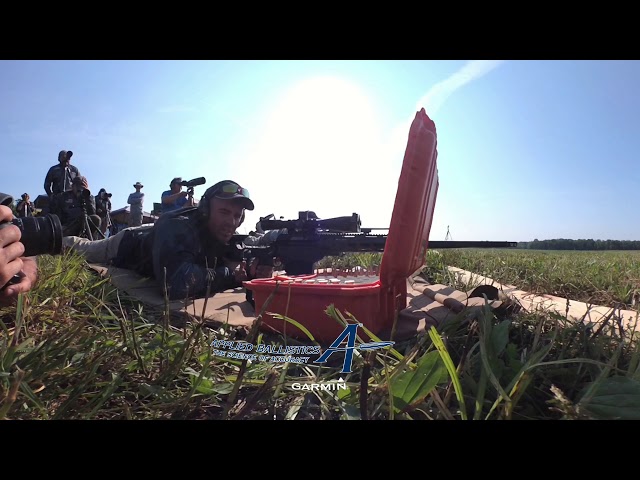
[379,108,439,289]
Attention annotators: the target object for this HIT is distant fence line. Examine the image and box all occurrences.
[518,239,640,250]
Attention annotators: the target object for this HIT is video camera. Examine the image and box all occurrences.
[0,192,63,257]
[78,188,92,200]
[180,177,206,197]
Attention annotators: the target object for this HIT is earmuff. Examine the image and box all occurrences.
[198,180,245,226]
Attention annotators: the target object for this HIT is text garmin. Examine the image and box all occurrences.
[290,381,348,391]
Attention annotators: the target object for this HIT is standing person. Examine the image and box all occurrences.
[95,188,113,235]
[161,177,194,214]
[43,150,81,197]
[15,193,35,218]
[127,182,145,227]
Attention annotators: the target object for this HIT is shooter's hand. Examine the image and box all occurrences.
[232,260,249,283]
[248,257,274,279]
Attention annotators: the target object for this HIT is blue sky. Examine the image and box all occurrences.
[1,60,638,242]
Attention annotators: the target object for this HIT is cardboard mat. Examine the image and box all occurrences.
[448,266,640,330]
[88,264,509,342]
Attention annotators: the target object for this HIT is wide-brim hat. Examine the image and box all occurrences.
[133,182,144,188]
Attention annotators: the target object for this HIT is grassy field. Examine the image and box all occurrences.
[1,249,640,420]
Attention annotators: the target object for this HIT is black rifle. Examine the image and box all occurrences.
[233,211,517,276]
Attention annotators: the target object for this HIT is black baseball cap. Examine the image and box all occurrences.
[207,180,254,211]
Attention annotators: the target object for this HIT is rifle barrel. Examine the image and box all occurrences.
[428,241,518,249]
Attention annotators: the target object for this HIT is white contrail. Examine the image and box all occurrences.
[417,60,505,115]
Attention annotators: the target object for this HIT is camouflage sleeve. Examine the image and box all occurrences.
[152,219,238,300]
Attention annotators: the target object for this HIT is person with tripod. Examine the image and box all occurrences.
[50,176,102,239]
[161,177,195,213]
[16,193,35,218]
[96,188,113,236]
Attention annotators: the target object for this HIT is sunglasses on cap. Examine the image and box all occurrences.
[214,182,250,199]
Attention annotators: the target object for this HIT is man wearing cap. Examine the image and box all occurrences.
[127,182,145,227]
[50,176,102,238]
[62,180,278,300]
[161,177,195,214]
[44,150,81,197]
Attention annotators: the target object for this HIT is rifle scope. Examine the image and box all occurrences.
[260,211,362,233]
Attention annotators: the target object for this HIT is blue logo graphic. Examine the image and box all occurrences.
[313,323,395,373]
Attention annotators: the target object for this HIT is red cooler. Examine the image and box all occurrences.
[244,108,439,342]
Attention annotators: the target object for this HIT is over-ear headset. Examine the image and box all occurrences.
[198,180,245,225]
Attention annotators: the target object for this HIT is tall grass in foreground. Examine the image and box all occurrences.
[1,251,640,419]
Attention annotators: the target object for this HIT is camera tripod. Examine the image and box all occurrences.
[77,203,106,241]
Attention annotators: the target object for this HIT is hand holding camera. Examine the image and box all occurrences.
[0,205,39,303]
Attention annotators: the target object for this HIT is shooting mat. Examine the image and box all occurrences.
[87,263,510,342]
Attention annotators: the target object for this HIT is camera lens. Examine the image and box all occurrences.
[9,214,63,256]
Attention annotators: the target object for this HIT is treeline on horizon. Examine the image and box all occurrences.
[517,239,640,250]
